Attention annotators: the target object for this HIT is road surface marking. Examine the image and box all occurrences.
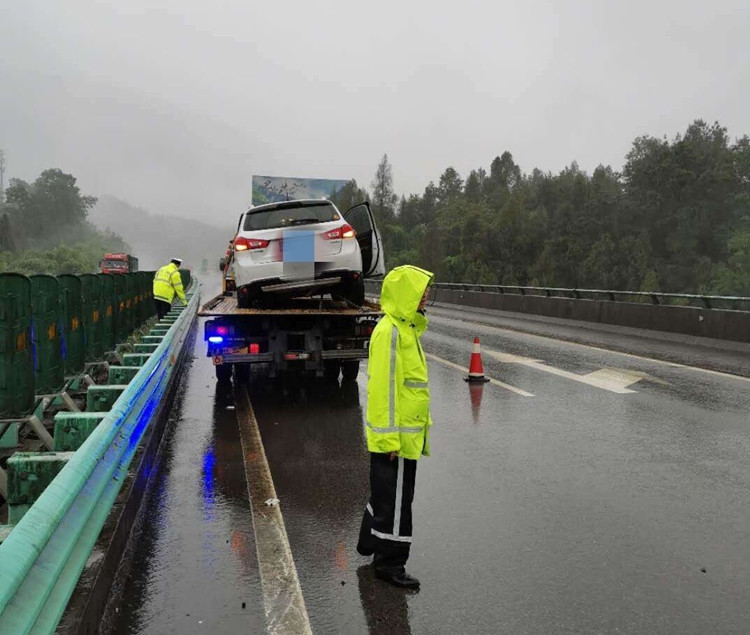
[432,313,750,385]
[426,352,535,397]
[235,386,312,635]
[484,349,638,394]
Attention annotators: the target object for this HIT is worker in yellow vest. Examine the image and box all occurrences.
[153,258,187,319]
[357,265,434,589]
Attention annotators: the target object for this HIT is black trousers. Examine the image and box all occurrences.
[155,299,171,319]
[358,452,418,576]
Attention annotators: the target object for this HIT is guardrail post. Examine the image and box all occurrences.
[29,275,65,395]
[0,273,34,418]
[122,353,151,367]
[53,412,107,451]
[650,294,660,305]
[701,297,712,309]
[108,366,141,384]
[86,384,128,411]
[58,274,85,377]
[100,274,116,354]
[134,343,159,354]
[7,452,73,523]
[80,274,104,361]
[113,275,127,343]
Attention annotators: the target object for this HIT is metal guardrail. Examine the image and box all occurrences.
[366,280,750,311]
[0,284,200,633]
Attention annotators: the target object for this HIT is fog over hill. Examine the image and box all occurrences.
[89,195,233,271]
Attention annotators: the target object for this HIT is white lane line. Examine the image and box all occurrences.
[484,350,637,394]
[431,314,750,385]
[426,352,535,397]
[235,386,312,635]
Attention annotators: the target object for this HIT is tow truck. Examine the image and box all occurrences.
[199,295,381,382]
[200,199,384,382]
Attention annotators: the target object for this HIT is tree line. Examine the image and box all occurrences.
[0,167,129,275]
[330,120,750,295]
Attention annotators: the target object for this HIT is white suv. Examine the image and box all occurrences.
[230,199,385,307]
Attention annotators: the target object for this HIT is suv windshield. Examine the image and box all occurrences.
[243,202,340,231]
[102,260,127,269]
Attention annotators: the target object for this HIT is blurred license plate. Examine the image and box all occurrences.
[229,346,248,354]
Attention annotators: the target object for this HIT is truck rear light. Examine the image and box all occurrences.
[216,326,229,335]
[209,336,223,343]
[235,236,269,251]
[323,223,356,240]
[249,343,260,354]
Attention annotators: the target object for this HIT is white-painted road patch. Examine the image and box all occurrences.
[485,350,639,394]
[235,386,312,635]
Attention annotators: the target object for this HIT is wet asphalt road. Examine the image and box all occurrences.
[110,301,750,634]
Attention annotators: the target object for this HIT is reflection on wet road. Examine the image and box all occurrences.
[109,304,750,634]
[106,335,264,634]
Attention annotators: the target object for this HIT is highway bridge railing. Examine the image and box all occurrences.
[0,278,199,633]
[365,280,750,343]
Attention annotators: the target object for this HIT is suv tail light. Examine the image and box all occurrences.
[323,223,356,240]
[235,236,269,251]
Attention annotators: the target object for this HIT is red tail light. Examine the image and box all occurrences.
[249,343,260,354]
[235,236,269,251]
[323,223,356,240]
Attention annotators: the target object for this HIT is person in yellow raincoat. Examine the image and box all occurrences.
[153,258,187,319]
[357,265,434,589]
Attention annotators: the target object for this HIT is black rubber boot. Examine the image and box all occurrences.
[374,570,421,589]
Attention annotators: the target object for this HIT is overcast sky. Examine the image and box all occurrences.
[1,0,749,226]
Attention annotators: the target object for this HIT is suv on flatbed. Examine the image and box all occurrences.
[229,199,384,307]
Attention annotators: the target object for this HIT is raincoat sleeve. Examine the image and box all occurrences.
[365,321,400,453]
[170,268,187,305]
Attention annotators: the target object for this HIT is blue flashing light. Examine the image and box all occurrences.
[208,336,224,343]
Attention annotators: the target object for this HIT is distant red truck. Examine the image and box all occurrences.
[100,253,139,274]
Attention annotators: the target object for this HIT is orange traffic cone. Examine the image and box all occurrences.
[464,337,490,383]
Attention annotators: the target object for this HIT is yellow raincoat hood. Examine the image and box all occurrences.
[380,265,434,325]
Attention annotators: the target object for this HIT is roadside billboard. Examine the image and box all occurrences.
[252,175,348,206]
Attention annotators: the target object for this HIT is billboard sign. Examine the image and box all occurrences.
[252,175,348,206]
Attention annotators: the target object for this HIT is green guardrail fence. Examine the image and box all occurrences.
[58,275,84,377]
[0,270,170,420]
[0,274,34,419]
[0,277,200,633]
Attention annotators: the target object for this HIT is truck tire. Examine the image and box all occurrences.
[234,364,250,384]
[341,361,360,383]
[215,364,232,383]
[324,361,341,383]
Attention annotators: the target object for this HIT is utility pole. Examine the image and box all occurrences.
[0,150,6,204]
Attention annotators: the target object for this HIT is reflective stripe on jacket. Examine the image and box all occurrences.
[366,265,434,460]
[153,263,186,304]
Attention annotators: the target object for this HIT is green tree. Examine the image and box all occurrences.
[371,154,398,223]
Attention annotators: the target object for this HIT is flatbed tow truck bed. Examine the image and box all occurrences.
[198,295,381,316]
[200,293,382,382]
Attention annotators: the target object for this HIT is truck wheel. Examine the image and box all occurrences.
[215,364,232,383]
[341,361,360,383]
[324,361,341,383]
[234,364,250,384]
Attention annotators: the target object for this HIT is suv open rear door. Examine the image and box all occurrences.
[344,202,386,277]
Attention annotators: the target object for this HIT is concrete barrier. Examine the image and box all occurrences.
[365,280,750,343]
[430,288,750,342]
